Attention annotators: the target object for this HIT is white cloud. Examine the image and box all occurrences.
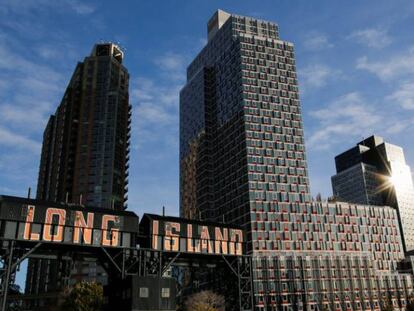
[152,52,189,82]
[356,47,414,80]
[299,64,340,90]
[303,32,333,51]
[307,91,414,151]
[132,77,178,126]
[387,81,414,110]
[130,73,182,149]
[154,53,186,72]
[131,77,181,108]
[0,102,51,129]
[35,46,59,59]
[0,127,40,153]
[386,121,411,135]
[136,103,175,125]
[349,27,392,49]
[307,92,383,150]
[0,46,63,85]
[0,44,63,132]
[0,0,95,15]
[66,0,95,15]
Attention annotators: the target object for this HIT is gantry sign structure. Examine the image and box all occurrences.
[0,195,253,311]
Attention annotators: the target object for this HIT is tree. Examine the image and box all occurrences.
[184,290,225,311]
[60,281,103,311]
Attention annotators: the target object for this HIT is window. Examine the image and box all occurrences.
[161,288,170,298]
[139,287,149,298]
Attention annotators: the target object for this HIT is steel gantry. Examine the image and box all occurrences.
[0,238,254,311]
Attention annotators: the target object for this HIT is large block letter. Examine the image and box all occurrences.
[102,215,119,246]
[23,205,40,241]
[187,224,200,253]
[164,222,180,251]
[200,226,213,254]
[43,208,66,242]
[229,229,243,255]
[73,211,94,244]
[214,227,228,255]
[152,220,160,250]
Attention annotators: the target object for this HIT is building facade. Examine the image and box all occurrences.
[180,10,413,310]
[26,43,131,306]
[252,201,412,310]
[36,43,130,210]
[180,9,311,249]
[332,135,414,252]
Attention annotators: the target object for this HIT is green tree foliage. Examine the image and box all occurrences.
[60,282,103,311]
[184,290,225,311]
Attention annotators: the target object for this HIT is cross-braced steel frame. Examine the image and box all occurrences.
[0,238,254,311]
[100,246,254,310]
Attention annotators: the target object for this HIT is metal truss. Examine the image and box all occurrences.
[0,240,44,311]
[99,247,180,279]
[0,238,254,311]
[222,255,254,311]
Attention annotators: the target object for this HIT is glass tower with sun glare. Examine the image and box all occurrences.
[332,135,414,252]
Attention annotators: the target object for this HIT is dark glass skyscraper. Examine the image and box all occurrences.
[180,10,413,309]
[332,135,414,252]
[26,43,131,305]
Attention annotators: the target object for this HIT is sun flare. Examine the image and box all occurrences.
[389,171,411,189]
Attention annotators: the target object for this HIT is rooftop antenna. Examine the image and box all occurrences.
[162,206,165,217]
[27,187,31,199]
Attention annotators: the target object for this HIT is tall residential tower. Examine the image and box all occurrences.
[26,43,131,305]
[36,43,131,210]
[180,9,311,249]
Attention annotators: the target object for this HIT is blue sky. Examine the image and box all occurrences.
[1,0,414,218]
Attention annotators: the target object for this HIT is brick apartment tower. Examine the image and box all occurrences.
[25,43,131,306]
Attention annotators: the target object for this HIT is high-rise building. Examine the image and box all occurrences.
[180,9,311,249]
[36,43,130,210]
[180,10,413,309]
[332,135,414,252]
[26,43,131,306]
